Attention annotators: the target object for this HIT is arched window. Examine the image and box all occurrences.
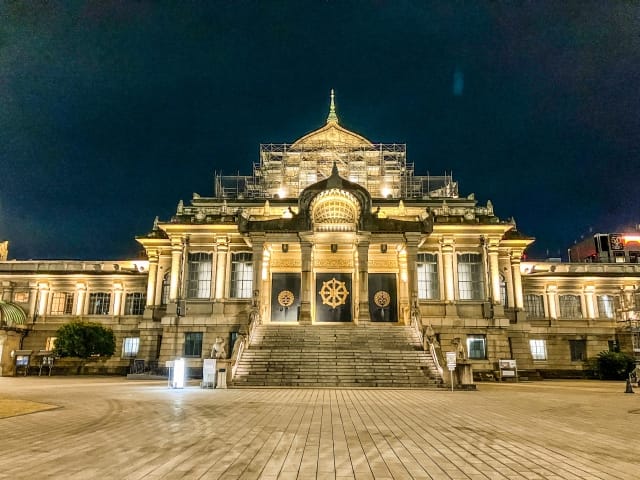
[161,271,171,305]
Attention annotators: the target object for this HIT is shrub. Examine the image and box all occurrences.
[53,321,116,373]
[593,351,636,380]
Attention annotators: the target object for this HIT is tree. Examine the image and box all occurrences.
[593,351,636,380]
[53,321,116,374]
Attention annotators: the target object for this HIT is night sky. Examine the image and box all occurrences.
[1,2,639,261]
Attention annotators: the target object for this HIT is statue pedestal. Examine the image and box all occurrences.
[455,362,475,390]
[216,359,231,389]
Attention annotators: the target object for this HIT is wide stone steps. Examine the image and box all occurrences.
[232,324,443,388]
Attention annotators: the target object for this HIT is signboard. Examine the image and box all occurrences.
[446,352,457,371]
[498,359,518,381]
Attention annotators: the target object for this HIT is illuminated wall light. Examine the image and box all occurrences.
[381,186,392,198]
[623,235,640,243]
[277,187,287,199]
[172,358,185,389]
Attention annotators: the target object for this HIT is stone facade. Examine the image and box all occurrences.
[1,94,638,378]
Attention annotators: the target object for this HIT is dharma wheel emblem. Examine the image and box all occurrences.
[319,278,349,309]
[374,290,391,308]
[277,290,295,307]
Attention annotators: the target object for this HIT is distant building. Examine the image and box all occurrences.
[1,93,639,380]
[569,233,640,263]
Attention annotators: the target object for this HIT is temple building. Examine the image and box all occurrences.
[1,93,638,383]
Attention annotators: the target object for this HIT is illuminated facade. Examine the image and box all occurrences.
[1,93,639,379]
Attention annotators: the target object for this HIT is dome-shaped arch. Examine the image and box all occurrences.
[310,189,361,232]
[0,301,27,326]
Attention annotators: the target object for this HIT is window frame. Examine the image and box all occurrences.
[187,252,213,299]
[124,292,146,315]
[569,339,587,362]
[466,335,487,360]
[559,294,582,319]
[230,252,253,299]
[457,253,485,301]
[161,271,171,305]
[88,292,111,315]
[529,339,547,360]
[417,253,440,300]
[596,294,617,319]
[524,294,545,319]
[50,292,75,315]
[122,337,140,358]
[184,332,203,358]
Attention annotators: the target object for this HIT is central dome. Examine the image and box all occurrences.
[310,189,361,232]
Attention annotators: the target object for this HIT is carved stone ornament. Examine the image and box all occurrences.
[319,278,350,308]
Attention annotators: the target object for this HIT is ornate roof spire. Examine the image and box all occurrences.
[326,89,339,124]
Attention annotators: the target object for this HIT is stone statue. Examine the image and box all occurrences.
[211,337,227,359]
[453,337,466,361]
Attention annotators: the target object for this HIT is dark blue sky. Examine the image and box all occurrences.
[1,1,639,260]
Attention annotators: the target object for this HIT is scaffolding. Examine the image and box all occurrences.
[214,143,458,200]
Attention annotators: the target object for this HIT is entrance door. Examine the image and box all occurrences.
[368,273,398,322]
[271,273,301,322]
[315,273,352,322]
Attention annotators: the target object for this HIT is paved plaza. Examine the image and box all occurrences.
[0,378,638,479]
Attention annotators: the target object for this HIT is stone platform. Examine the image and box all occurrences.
[0,377,638,479]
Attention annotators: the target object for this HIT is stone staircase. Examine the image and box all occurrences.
[232,324,443,388]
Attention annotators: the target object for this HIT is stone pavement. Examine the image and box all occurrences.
[0,378,638,479]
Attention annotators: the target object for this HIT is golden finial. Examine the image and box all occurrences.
[326,89,338,124]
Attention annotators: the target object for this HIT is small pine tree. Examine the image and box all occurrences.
[53,321,116,374]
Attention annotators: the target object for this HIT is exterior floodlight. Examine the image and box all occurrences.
[172,358,185,389]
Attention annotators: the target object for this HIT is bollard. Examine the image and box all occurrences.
[625,378,634,394]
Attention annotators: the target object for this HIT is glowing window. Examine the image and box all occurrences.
[417,253,439,300]
[524,294,545,319]
[122,337,140,358]
[50,292,74,315]
[125,293,146,315]
[529,339,547,360]
[187,253,212,299]
[230,253,253,298]
[559,295,582,319]
[466,335,486,359]
[457,253,484,300]
[89,292,111,315]
[596,295,617,319]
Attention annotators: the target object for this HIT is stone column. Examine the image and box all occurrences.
[146,251,159,307]
[405,233,421,306]
[75,283,86,316]
[546,285,558,319]
[215,237,229,300]
[499,254,513,307]
[488,243,501,305]
[169,237,183,302]
[441,237,455,302]
[1,281,13,302]
[584,285,596,319]
[28,282,38,319]
[510,251,524,309]
[298,235,313,325]
[251,234,265,298]
[37,283,49,316]
[113,283,123,316]
[356,234,371,324]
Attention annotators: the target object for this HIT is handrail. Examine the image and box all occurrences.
[231,308,261,381]
[411,309,444,380]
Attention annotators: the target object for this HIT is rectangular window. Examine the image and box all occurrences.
[230,252,253,298]
[500,277,508,307]
[466,335,487,359]
[524,294,545,319]
[417,253,439,300]
[184,332,203,357]
[569,339,587,361]
[597,295,617,319]
[457,253,484,300]
[13,291,29,303]
[122,337,140,358]
[559,294,582,319]
[45,337,57,351]
[529,339,547,360]
[187,252,213,299]
[161,272,171,305]
[50,292,74,315]
[124,292,146,315]
[88,292,111,315]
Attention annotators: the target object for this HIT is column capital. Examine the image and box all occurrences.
[404,232,422,247]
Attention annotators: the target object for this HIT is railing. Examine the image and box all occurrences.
[411,308,444,380]
[231,309,261,381]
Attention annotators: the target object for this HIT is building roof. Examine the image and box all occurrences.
[290,90,373,149]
